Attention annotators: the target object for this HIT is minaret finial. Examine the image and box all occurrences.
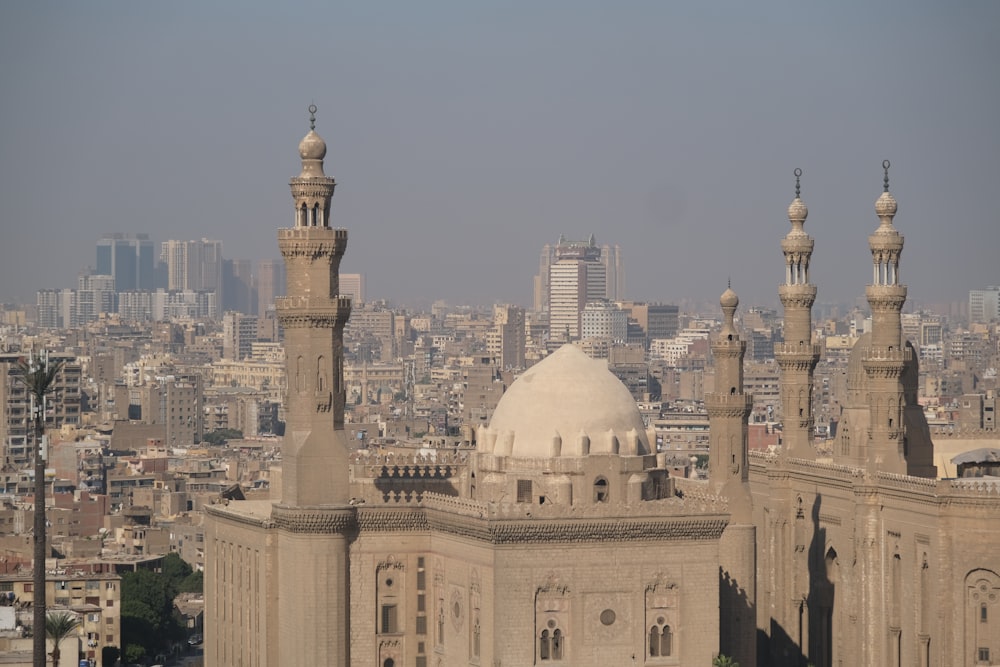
[309,104,317,131]
[882,159,890,192]
[794,167,802,199]
[728,276,731,289]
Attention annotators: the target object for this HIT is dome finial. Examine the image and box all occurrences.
[308,104,317,131]
[882,159,891,193]
[794,167,802,199]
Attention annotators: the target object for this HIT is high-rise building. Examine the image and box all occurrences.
[160,238,224,299]
[223,258,257,315]
[96,233,155,292]
[222,311,259,360]
[256,259,286,315]
[969,286,1000,324]
[534,237,622,314]
[601,243,625,301]
[488,304,525,370]
[339,272,365,305]
[547,236,606,342]
[580,300,627,343]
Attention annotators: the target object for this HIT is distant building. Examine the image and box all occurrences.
[969,286,1000,324]
[96,232,156,292]
[160,238,224,303]
[487,304,525,370]
[256,258,286,315]
[340,272,365,305]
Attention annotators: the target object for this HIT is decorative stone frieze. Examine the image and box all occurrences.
[270,504,356,533]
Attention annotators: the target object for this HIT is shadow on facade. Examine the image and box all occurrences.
[720,567,755,664]
[760,494,834,667]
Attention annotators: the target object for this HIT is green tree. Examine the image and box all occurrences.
[121,567,184,657]
[713,655,739,667]
[178,570,204,594]
[161,552,193,599]
[44,612,80,667]
[17,353,63,667]
[124,643,146,665]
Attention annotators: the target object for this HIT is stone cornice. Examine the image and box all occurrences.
[270,504,357,534]
[356,506,430,532]
[422,506,728,544]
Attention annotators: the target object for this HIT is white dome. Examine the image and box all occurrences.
[487,344,650,458]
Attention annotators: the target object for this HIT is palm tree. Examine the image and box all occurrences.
[45,611,80,667]
[713,656,739,667]
[17,352,64,667]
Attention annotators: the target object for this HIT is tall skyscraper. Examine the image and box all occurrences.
[96,233,155,292]
[160,238,224,300]
[547,235,606,341]
[601,243,625,301]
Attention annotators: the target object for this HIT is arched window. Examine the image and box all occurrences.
[472,613,481,657]
[594,477,608,503]
[383,660,394,667]
[539,629,550,660]
[437,605,445,644]
[649,623,672,657]
[552,628,563,659]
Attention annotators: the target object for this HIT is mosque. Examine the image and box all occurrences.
[205,112,1000,666]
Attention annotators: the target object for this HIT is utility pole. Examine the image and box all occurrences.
[19,349,62,667]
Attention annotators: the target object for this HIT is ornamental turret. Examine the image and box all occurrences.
[775,169,820,458]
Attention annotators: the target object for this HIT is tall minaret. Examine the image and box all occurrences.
[276,105,352,506]
[273,107,354,667]
[775,169,820,459]
[707,286,756,667]
[862,160,907,473]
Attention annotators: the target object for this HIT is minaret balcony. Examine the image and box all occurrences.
[705,393,753,417]
[864,284,907,310]
[780,236,814,254]
[774,342,821,366]
[275,295,352,329]
[778,283,817,308]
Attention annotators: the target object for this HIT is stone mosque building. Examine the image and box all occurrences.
[205,113,1000,666]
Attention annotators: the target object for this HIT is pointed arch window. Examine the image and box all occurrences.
[648,621,672,657]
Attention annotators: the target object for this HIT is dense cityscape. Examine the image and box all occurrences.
[0,124,997,665]
[2,3,998,666]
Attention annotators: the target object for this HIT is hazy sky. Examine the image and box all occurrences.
[1,1,997,310]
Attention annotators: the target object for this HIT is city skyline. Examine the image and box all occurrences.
[1,2,998,308]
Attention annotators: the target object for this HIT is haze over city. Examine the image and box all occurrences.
[1,1,997,308]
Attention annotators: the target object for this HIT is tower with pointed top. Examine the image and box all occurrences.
[273,107,354,667]
[707,286,757,667]
[861,160,908,473]
[276,105,353,506]
[775,169,820,458]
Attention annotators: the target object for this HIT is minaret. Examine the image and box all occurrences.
[862,160,907,473]
[775,169,820,459]
[276,104,352,506]
[273,107,354,667]
[707,286,756,667]
[708,285,753,496]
